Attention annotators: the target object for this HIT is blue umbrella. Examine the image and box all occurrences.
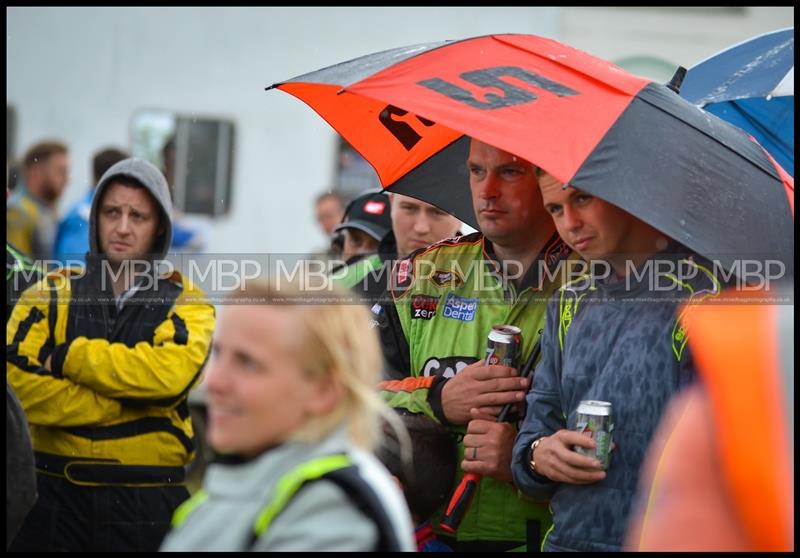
[681,27,794,177]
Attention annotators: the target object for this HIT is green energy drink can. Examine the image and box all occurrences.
[486,325,522,368]
[574,400,614,470]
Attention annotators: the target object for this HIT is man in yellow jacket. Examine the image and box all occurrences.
[7,158,215,552]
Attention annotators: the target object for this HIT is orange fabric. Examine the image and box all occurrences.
[376,376,435,393]
[280,35,651,187]
[278,82,462,187]
[350,35,649,184]
[627,386,752,550]
[684,294,793,551]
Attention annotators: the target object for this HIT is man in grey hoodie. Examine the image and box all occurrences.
[7,159,215,552]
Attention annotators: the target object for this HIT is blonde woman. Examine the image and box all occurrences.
[160,283,415,551]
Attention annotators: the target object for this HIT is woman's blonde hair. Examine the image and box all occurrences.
[227,280,408,454]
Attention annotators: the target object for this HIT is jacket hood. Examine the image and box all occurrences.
[89,158,173,261]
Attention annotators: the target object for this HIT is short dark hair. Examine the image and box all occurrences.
[162,136,176,157]
[375,411,457,521]
[22,140,68,171]
[93,148,129,184]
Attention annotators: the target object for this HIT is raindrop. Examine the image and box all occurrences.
[679,219,686,226]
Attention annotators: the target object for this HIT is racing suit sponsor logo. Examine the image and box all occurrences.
[369,303,383,329]
[422,356,479,378]
[410,294,439,320]
[396,259,412,285]
[442,292,478,322]
[430,269,464,288]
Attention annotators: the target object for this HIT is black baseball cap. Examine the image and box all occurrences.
[334,191,392,241]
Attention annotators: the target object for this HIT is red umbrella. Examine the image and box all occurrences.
[268,33,794,276]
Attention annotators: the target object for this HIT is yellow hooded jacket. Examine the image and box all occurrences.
[7,158,215,486]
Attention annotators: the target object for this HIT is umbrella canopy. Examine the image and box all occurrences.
[268,33,794,277]
[681,27,794,177]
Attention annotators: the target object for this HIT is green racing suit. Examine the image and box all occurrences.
[375,231,575,549]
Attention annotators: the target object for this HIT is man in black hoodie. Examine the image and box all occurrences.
[7,159,215,552]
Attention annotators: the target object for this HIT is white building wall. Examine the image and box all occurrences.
[7,7,560,254]
[559,7,793,80]
[6,7,793,255]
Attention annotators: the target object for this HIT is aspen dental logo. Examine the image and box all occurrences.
[442,292,478,322]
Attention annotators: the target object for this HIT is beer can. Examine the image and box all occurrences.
[486,325,522,369]
[574,400,614,470]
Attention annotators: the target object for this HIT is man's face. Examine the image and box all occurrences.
[342,228,379,259]
[35,153,70,204]
[538,172,643,261]
[467,140,544,248]
[98,181,162,267]
[316,196,344,237]
[390,194,461,257]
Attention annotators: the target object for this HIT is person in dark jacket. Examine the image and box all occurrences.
[7,158,215,552]
[6,383,36,549]
[6,244,39,548]
[375,410,457,552]
[329,190,393,278]
[6,182,40,547]
[511,172,721,552]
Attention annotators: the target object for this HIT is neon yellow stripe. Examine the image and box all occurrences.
[253,454,352,536]
[171,489,208,527]
[540,520,555,551]
[557,275,593,352]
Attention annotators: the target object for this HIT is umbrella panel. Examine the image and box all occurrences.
[272,34,795,278]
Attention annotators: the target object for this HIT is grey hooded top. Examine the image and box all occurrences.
[89,158,174,261]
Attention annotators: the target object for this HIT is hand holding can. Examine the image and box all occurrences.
[485,325,522,368]
[573,400,614,470]
[441,324,529,534]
